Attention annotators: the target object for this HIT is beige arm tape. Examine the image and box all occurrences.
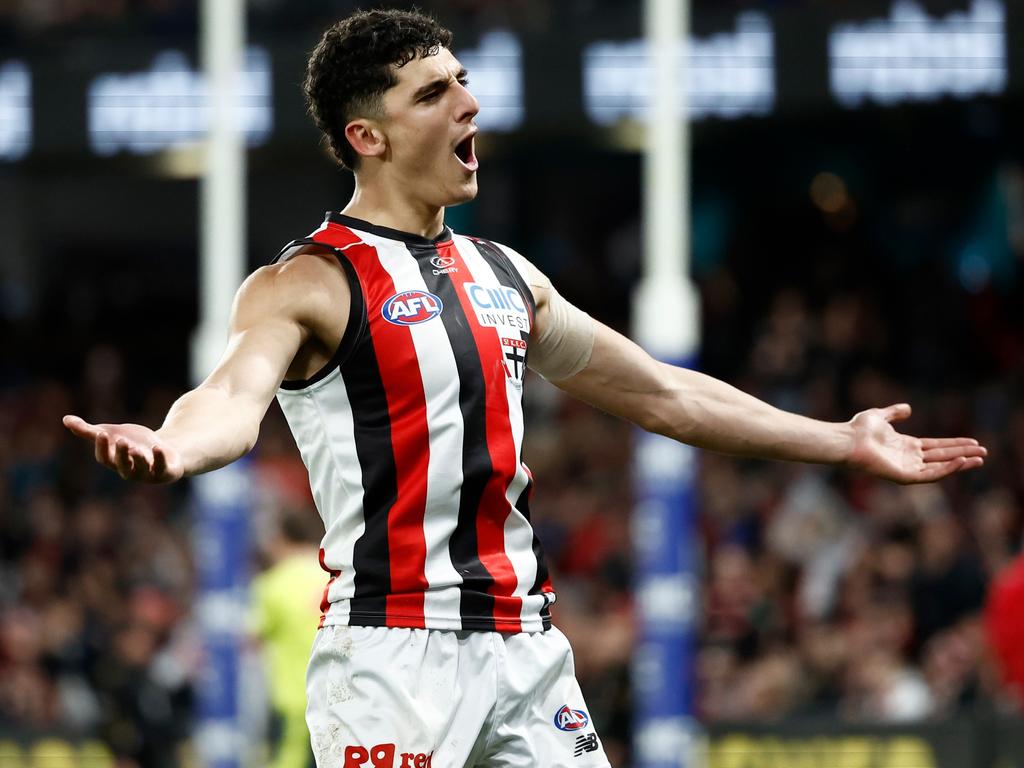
[530,285,595,381]
[500,246,595,382]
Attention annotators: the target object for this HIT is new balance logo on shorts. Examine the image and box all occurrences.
[574,733,600,757]
[343,744,433,768]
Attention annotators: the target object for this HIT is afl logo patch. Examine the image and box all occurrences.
[553,705,589,732]
[382,290,444,326]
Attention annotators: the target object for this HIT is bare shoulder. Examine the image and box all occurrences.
[234,249,350,330]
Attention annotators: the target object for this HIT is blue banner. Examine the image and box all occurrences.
[192,458,252,768]
[632,364,700,768]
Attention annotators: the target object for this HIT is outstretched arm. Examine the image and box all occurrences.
[551,322,985,484]
[509,245,987,486]
[64,252,348,482]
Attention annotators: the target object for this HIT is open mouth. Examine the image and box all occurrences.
[454,134,479,172]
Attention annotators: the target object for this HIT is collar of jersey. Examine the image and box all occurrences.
[326,212,453,248]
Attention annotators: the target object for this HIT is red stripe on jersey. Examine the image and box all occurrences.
[318,547,341,617]
[520,466,554,595]
[334,230,429,627]
[313,221,362,249]
[441,240,523,631]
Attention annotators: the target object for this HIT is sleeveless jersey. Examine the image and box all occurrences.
[273,213,555,633]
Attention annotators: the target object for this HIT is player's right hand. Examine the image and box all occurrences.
[62,415,185,484]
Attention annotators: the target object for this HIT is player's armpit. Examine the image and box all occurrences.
[157,252,351,475]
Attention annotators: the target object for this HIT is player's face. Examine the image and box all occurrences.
[378,48,480,208]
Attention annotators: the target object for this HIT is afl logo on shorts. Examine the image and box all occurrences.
[553,705,589,732]
[382,290,444,326]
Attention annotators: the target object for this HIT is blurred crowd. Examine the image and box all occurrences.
[686,158,1024,724]
[0,0,197,38]
[694,293,1023,723]
[0,363,195,766]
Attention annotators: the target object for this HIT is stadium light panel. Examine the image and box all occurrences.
[0,61,31,161]
[87,47,272,156]
[583,12,775,126]
[829,0,1006,107]
[456,30,524,132]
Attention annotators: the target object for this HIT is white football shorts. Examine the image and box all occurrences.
[305,625,611,768]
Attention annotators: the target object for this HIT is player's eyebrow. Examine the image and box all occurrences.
[411,68,469,101]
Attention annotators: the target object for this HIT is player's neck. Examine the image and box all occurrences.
[342,180,445,240]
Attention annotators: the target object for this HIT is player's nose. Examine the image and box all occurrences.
[455,81,479,123]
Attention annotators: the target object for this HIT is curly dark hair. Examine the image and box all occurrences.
[304,8,454,170]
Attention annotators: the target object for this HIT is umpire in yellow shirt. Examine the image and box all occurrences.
[251,507,325,768]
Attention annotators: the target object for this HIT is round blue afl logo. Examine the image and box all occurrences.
[553,705,589,732]
[382,290,444,326]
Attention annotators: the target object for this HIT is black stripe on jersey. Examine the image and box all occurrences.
[514,478,552,598]
[275,238,367,391]
[470,238,537,321]
[417,247,498,631]
[343,325,397,623]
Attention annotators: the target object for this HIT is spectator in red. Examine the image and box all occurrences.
[985,552,1024,707]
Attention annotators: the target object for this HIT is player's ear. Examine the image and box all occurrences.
[345,119,387,161]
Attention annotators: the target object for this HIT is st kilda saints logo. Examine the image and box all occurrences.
[499,336,527,385]
[381,290,444,326]
[463,282,531,388]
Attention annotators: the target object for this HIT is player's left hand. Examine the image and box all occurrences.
[846,403,987,484]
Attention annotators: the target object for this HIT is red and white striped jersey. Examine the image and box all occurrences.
[273,213,555,633]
